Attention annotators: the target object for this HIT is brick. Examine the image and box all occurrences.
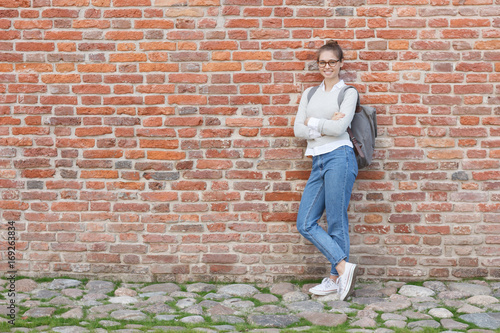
[262,213,296,222]
[202,191,240,202]
[87,253,120,263]
[202,254,238,263]
[388,214,421,223]
[472,171,500,181]
[417,203,453,212]
[113,203,149,212]
[265,192,301,201]
[417,138,455,148]
[414,225,450,235]
[80,233,115,242]
[109,244,147,254]
[354,225,391,234]
[142,255,178,264]
[474,40,500,50]
[477,225,500,235]
[388,149,425,160]
[427,150,464,159]
[451,192,488,202]
[52,202,88,211]
[51,243,86,252]
[394,225,411,233]
[140,192,178,202]
[210,265,247,275]
[390,192,426,201]
[387,267,426,277]
[264,148,303,160]
[421,258,457,266]
[385,235,420,245]
[452,268,489,278]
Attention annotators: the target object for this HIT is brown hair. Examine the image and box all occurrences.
[317,40,344,62]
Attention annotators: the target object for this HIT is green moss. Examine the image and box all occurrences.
[404,281,426,287]
[349,303,365,310]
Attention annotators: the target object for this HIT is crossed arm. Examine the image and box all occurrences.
[294,87,358,139]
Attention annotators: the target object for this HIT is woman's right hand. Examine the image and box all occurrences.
[331,112,345,121]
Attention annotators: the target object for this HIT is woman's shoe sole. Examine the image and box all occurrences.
[309,290,337,296]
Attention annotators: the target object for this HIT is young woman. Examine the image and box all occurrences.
[294,40,359,301]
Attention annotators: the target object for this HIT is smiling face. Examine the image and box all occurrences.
[317,50,343,81]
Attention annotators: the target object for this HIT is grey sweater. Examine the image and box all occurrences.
[294,84,358,151]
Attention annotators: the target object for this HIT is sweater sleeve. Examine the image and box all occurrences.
[317,88,358,137]
[294,87,315,139]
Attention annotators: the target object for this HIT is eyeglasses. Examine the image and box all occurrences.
[317,59,340,67]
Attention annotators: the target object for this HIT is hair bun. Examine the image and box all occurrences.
[317,39,343,62]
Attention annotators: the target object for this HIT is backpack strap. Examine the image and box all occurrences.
[307,85,320,103]
[309,84,359,107]
[348,127,365,159]
[337,85,361,113]
[338,86,365,159]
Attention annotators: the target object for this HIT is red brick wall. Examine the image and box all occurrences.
[1,0,499,282]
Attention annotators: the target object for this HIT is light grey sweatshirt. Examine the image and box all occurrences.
[294,81,358,155]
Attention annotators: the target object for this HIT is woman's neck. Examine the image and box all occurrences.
[324,77,340,92]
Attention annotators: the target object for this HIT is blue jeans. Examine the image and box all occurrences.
[296,146,358,276]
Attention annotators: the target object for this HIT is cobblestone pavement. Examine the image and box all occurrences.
[1,277,500,332]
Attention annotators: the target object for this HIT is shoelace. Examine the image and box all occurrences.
[317,277,335,290]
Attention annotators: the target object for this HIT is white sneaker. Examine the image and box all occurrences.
[338,262,358,301]
[308,277,338,296]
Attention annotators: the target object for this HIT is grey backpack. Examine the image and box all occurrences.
[307,85,377,169]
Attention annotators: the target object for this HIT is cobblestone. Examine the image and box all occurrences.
[2,278,500,332]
